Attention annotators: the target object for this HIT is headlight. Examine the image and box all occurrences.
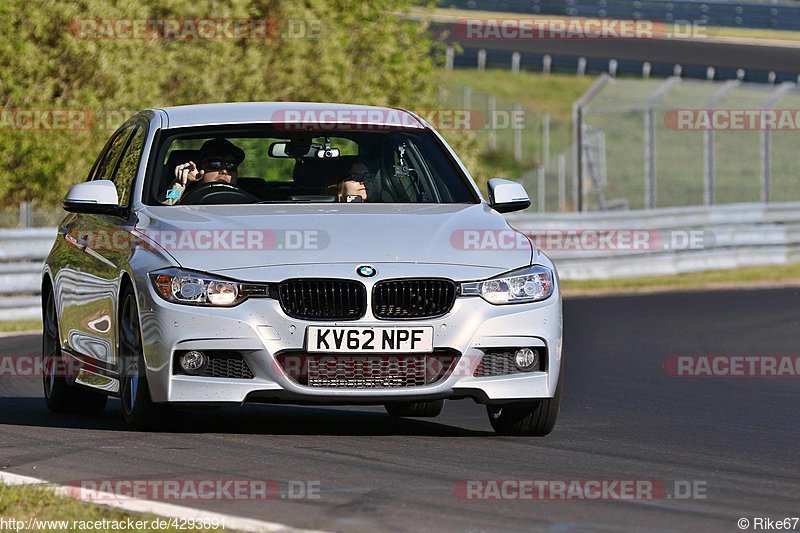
[460,265,554,305]
[149,268,269,307]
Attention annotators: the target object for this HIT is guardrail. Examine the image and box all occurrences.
[0,228,55,322]
[507,201,800,279]
[3,201,799,321]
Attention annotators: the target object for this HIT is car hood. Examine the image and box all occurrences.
[135,203,534,273]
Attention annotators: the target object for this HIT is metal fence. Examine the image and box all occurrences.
[0,202,65,229]
[436,73,800,213]
[437,83,573,204]
[570,74,800,211]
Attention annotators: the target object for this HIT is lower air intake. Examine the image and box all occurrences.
[276,352,459,388]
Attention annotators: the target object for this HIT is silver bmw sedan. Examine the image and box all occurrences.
[42,102,562,435]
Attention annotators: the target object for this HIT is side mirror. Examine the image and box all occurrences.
[487,178,531,213]
[63,180,121,215]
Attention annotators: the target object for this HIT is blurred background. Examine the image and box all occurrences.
[4,0,800,211]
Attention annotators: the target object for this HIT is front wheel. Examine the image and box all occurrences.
[486,369,562,436]
[119,288,162,430]
[42,288,107,414]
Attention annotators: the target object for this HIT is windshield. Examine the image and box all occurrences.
[145,126,478,206]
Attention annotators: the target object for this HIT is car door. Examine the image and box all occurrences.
[91,121,148,374]
[59,123,138,367]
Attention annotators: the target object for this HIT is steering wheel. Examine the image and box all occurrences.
[176,182,259,205]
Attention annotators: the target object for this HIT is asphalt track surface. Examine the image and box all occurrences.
[433,21,800,77]
[1,288,799,532]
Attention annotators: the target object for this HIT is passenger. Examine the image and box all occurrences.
[161,138,245,205]
[328,162,374,202]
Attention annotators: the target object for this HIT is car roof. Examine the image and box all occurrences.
[156,102,427,129]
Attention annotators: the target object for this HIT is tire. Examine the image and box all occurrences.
[42,288,107,414]
[385,399,445,418]
[486,368,563,436]
[118,287,163,430]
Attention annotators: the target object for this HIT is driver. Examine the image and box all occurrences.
[161,138,246,205]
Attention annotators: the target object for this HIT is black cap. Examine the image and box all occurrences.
[198,138,245,164]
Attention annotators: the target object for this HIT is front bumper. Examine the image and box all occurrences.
[138,274,562,405]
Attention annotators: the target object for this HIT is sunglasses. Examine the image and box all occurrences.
[204,160,239,171]
[346,171,375,183]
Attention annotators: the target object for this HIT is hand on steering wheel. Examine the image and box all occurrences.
[176,182,259,205]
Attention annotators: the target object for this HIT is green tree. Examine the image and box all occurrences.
[0,0,478,207]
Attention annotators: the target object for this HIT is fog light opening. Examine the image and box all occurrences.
[514,348,539,371]
[179,350,208,375]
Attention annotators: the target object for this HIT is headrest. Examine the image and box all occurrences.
[334,155,365,177]
[291,156,374,187]
[291,159,343,188]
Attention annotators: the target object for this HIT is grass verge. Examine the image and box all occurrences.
[436,68,594,123]
[0,483,221,532]
[0,319,41,334]
[561,263,800,296]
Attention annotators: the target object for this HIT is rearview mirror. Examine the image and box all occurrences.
[487,178,531,213]
[268,141,340,159]
[63,180,121,215]
[268,141,298,158]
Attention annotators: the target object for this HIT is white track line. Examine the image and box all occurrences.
[0,471,328,533]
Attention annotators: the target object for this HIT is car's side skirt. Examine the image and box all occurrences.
[62,347,120,395]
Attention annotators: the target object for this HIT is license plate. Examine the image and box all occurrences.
[306,326,434,353]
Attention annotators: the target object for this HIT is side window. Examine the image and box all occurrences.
[94,127,133,182]
[86,132,116,181]
[112,125,145,206]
